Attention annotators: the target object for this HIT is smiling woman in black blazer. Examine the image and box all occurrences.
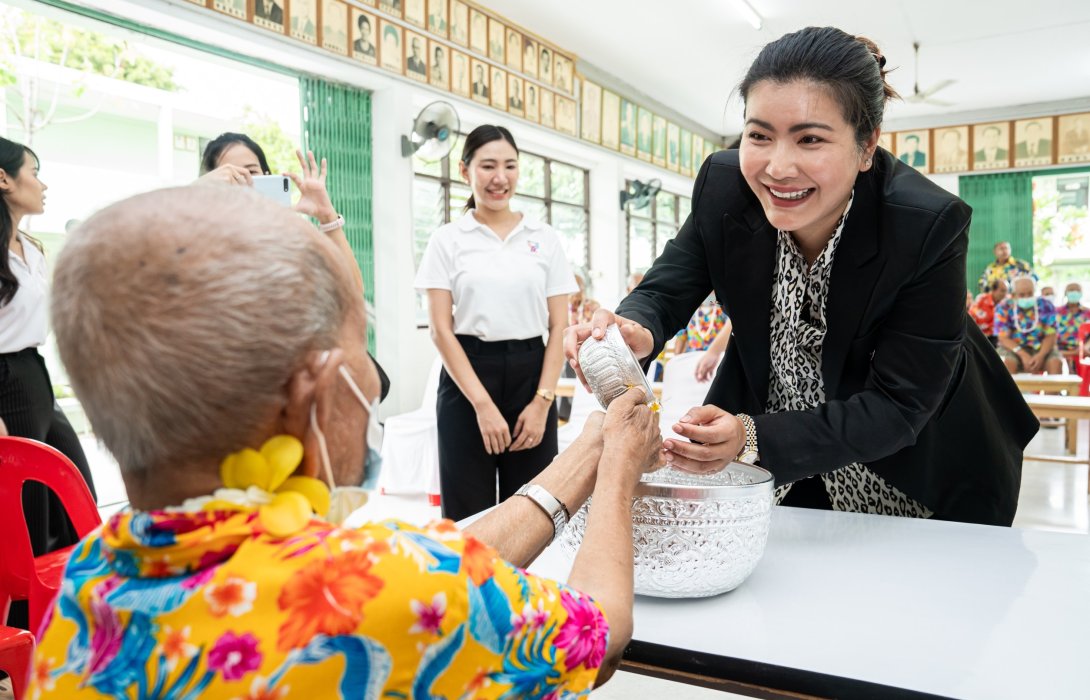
[566,27,1037,526]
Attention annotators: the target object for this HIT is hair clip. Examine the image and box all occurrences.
[875,53,887,69]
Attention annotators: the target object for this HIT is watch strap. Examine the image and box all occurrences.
[735,413,759,465]
[535,388,555,402]
[515,483,569,540]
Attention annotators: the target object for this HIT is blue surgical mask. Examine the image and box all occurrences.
[1067,291,1082,304]
[309,356,384,525]
[1016,297,1036,310]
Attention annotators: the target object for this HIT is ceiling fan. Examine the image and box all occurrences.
[905,41,956,107]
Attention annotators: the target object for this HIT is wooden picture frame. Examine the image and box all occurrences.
[652,114,667,167]
[470,58,490,104]
[679,128,692,176]
[971,122,1011,171]
[378,0,402,17]
[637,107,652,161]
[667,122,680,172]
[554,53,573,95]
[581,80,602,143]
[253,0,285,32]
[556,95,577,136]
[620,99,636,156]
[521,35,537,79]
[351,8,378,65]
[490,65,507,111]
[290,0,319,44]
[469,8,487,55]
[933,125,969,173]
[427,0,447,36]
[895,129,930,173]
[601,89,620,151]
[1058,113,1090,164]
[213,0,246,20]
[1013,118,1053,168]
[404,30,428,82]
[429,40,450,90]
[449,0,468,46]
[540,89,555,128]
[488,17,505,63]
[320,0,348,55]
[508,74,524,117]
[404,0,425,28]
[379,19,404,73]
[524,81,540,122]
[450,49,470,97]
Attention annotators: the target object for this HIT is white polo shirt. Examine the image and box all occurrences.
[414,211,578,341]
[0,235,49,353]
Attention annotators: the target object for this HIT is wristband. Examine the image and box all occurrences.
[515,483,569,542]
[318,215,345,233]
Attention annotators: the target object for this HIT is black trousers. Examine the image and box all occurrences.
[1,347,97,629]
[437,335,558,521]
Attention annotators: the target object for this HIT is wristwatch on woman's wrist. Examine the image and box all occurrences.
[735,413,760,465]
[535,388,555,402]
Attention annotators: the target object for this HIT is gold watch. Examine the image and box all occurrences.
[735,413,760,465]
[535,388,555,402]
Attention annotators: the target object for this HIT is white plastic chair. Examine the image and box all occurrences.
[376,356,443,497]
[659,351,714,442]
[557,383,601,452]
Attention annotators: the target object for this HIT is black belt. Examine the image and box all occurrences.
[456,335,543,355]
[0,347,40,359]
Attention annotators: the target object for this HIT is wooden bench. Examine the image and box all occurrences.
[1023,394,1090,491]
[1012,373,1082,396]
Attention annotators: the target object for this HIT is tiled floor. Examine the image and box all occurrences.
[14,421,1079,700]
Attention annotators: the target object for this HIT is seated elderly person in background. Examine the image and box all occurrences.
[1054,282,1090,369]
[32,186,662,697]
[995,276,1062,375]
[970,279,1009,347]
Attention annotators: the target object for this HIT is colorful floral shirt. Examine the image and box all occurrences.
[969,293,1000,336]
[1055,304,1090,353]
[31,510,607,699]
[978,257,1036,293]
[674,305,728,353]
[994,297,1057,350]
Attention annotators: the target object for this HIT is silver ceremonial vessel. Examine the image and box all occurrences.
[560,463,774,598]
[577,323,659,409]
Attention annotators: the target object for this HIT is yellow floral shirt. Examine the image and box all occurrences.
[31,509,607,699]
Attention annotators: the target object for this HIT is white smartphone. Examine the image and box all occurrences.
[251,175,292,207]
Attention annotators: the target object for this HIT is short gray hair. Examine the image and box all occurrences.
[51,186,346,473]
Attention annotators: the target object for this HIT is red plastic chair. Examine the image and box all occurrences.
[0,625,34,699]
[0,437,101,638]
[1077,323,1090,396]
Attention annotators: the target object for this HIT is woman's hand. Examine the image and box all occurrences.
[197,164,253,187]
[664,405,745,474]
[475,401,512,455]
[563,308,655,390]
[694,351,722,382]
[287,149,338,223]
[600,388,663,492]
[510,398,550,451]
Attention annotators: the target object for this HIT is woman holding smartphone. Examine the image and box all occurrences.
[416,125,578,521]
[0,136,97,628]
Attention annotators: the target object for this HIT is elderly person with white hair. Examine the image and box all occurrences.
[30,186,662,698]
[994,275,1062,374]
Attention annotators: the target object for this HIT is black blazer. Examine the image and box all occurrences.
[618,149,1038,525]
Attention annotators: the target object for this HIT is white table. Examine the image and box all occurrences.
[529,507,1090,699]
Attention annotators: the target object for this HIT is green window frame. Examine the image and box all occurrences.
[625,185,691,277]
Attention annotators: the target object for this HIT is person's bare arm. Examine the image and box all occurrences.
[695,318,732,382]
[426,289,511,454]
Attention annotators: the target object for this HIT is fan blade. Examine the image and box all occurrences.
[917,79,956,100]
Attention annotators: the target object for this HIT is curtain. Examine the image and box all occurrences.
[958,171,1034,293]
[298,77,375,351]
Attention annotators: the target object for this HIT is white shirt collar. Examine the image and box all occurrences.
[456,209,543,234]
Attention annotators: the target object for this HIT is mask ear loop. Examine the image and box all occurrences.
[338,365,377,414]
[310,402,337,489]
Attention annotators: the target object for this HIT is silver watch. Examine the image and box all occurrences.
[735,413,760,465]
[515,484,569,541]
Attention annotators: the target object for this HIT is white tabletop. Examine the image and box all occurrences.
[528,506,1090,700]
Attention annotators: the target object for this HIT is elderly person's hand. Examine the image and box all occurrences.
[599,387,663,490]
[197,163,254,186]
[663,404,745,475]
[287,149,338,224]
[563,308,655,391]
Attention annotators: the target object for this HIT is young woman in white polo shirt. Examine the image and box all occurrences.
[0,137,97,626]
[416,125,578,520]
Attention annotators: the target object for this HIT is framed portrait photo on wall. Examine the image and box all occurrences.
[680,128,692,176]
[540,89,555,128]
[429,40,449,90]
[450,49,470,97]
[449,0,468,46]
[1058,113,1090,164]
[1013,118,1053,167]
[351,9,378,65]
[379,20,403,73]
[470,58,490,104]
[636,106,652,161]
[895,129,930,173]
[404,30,428,82]
[933,125,969,173]
[254,0,285,31]
[427,0,447,36]
[601,90,620,151]
[971,122,1010,171]
[320,0,348,55]
[290,0,319,44]
[581,81,602,144]
[524,82,540,122]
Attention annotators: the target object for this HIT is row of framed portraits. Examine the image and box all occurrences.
[196,0,577,97]
[878,113,1090,174]
[580,81,718,176]
[188,0,722,177]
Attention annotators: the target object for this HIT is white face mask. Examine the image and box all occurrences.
[309,357,383,526]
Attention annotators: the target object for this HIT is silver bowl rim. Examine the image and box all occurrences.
[634,462,775,499]
[577,324,658,407]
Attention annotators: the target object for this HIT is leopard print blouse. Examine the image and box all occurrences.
[765,197,932,518]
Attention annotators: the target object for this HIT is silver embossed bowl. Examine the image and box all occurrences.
[577,323,659,410]
[559,463,774,598]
